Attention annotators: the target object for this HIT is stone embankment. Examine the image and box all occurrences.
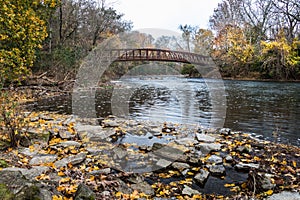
[0,113,299,199]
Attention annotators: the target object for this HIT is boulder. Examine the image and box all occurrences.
[54,153,86,168]
[74,183,95,200]
[207,165,226,175]
[196,143,222,155]
[207,155,223,164]
[194,169,210,185]
[55,141,81,148]
[156,159,172,168]
[182,185,200,196]
[172,162,190,172]
[195,133,216,143]
[29,154,57,165]
[131,181,155,196]
[235,163,259,170]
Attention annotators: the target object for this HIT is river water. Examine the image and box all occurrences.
[30,76,300,146]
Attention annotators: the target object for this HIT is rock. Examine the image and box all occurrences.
[29,154,58,165]
[194,169,210,185]
[76,124,115,141]
[182,185,200,196]
[235,163,259,170]
[175,138,198,146]
[74,183,95,200]
[219,128,231,135]
[55,141,81,148]
[139,145,152,152]
[207,155,223,164]
[225,155,233,162]
[0,170,51,199]
[101,191,110,196]
[195,133,216,143]
[181,169,189,176]
[131,181,155,196]
[117,179,133,194]
[127,175,144,184]
[113,147,128,159]
[236,145,252,153]
[102,120,119,127]
[75,124,102,134]
[27,129,50,145]
[0,170,27,194]
[39,114,54,121]
[202,128,217,134]
[2,166,50,180]
[20,147,39,157]
[268,191,300,200]
[196,143,222,154]
[59,131,75,139]
[153,132,162,137]
[152,145,184,161]
[14,184,52,200]
[30,117,39,122]
[172,162,190,172]
[152,143,165,151]
[54,153,86,168]
[89,168,111,175]
[156,159,172,168]
[207,165,226,175]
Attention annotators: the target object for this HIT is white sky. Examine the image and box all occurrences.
[113,0,222,32]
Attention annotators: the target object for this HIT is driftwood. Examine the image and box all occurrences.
[15,72,75,97]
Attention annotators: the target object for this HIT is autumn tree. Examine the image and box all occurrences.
[260,30,300,79]
[209,0,300,79]
[211,25,255,77]
[35,0,132,80]
[0,0,58,83]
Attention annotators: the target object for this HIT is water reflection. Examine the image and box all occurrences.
[26,77,300,146]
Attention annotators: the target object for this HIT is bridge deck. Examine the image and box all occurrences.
[106,48,211,65]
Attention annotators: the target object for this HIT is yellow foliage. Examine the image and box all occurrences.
[0,0,59,82]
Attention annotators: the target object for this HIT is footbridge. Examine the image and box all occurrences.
[107,48,212,65]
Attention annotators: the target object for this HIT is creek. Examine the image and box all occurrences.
[28,76,300,147]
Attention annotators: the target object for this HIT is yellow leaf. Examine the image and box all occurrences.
[52,195,63,200]
[265,190,273,196]
[292,160,297,168]
[224,183,235,187]
[241,182,247,189]
[187,171,194,175]
[281,160,287,165]
[115,191,123,197]
[58,171,65,176]
[59,177,70,184]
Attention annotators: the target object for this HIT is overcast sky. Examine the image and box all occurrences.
[113,0,221,32]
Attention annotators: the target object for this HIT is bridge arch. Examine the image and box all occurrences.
[108,48,212,66]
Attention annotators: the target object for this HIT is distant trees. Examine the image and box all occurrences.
[34,0,132,80]
[207,0,300,79]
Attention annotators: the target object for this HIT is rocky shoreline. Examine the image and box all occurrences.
[0,112,299,199]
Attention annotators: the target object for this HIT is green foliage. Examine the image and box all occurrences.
[181,64,199,77]
[0,0,58,83]
[0,184,14,200]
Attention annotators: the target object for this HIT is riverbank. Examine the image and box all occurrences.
[0,112,299,199]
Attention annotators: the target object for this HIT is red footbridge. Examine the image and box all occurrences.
[107,48,212,65]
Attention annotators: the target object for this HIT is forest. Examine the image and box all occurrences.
[1,0,300,85]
